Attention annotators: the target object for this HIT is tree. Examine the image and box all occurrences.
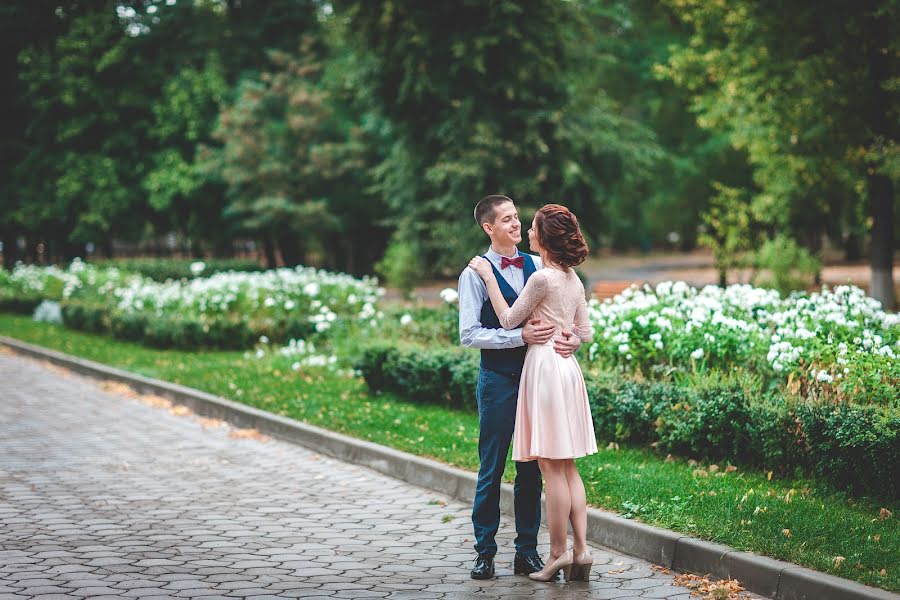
[16,2,160,261]
[338,0,665,275]
[662,0,897,308]
[206,39,382,272]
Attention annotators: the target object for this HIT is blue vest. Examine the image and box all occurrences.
[479,253,537,379]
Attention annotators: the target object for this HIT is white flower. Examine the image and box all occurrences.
[284,300,296,310]
[690,348,704,360]
[816,370,833,383]
[400,314,413,326]
[618,343,630,354]
[259,335,269,344]
[189,261,206,276]
[291,362,301,371]
[439,288,459,304]
[254,349,265,359]
[264,297,276,307]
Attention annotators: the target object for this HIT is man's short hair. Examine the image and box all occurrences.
[474,195,514,227]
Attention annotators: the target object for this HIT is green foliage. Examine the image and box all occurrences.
[374,238,424,297]
[752,234,822,295]
[697,183,758,284]
[662,0,898,306]
[94,258,263,282]
[356,344,479,410]
[341,0,666,273]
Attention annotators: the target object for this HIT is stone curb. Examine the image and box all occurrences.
[2,335,896,600]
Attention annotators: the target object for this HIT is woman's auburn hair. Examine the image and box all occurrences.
[534,204,589,268]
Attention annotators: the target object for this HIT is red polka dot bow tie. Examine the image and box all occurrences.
[501,256,525,269]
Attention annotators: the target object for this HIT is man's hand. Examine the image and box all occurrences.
[522,318,554,345]
[553,329,581,358]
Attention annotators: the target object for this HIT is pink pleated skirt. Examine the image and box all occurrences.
[512,343,598,462]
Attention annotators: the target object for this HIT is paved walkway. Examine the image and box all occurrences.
[0,352,767,599]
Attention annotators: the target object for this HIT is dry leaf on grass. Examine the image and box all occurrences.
[879,508,892,520]
[673,572,749,599]
[228,428,269,442]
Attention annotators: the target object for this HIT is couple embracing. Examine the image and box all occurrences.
[458,195,597,582]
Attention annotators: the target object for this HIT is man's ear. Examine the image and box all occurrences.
[482,221,493,236]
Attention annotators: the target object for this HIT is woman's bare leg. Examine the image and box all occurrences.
[537,458,570,559]
[565,459,589,555]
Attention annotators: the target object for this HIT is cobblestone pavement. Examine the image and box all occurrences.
[0,352,769,599]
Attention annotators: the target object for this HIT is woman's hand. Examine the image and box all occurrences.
[468,256,495,282]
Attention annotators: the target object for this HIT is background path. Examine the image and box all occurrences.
[0,352,767,599]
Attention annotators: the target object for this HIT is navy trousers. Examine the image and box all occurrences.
[471,367,542,558]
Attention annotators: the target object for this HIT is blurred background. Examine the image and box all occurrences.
[0,0,897,308]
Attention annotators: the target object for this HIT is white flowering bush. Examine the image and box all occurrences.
[0,261,385,348]
[587,282,899,405]
[0,259,141,303]
[110,265,383,333]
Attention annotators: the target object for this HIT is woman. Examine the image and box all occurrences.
[468,203,596,582]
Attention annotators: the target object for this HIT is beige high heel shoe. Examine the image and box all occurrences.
[568,550,593,581]
[528,550,573,582]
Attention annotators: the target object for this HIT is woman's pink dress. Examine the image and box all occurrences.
[496,268,597,461]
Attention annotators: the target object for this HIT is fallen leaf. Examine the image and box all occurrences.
[228,428,269,442]
[725,465,738,473]
[197,417,226,430]
[782,529,792,538]
[170,405,191,416]
[833,556,845,569]
[879,508,892,520]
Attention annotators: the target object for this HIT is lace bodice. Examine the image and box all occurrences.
[497,268,593,342]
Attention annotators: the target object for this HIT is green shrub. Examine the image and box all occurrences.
[374,239,423,297]
[798,403,900,499]
[0,293,43,315]
[357,344,478,410]
[61,302,111,333]
[654,385,752,461]
[752,233,821,295]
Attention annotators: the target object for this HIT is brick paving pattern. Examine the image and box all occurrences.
[0,352,769,599]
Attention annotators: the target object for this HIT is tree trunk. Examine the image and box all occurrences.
[868,173,895,310]
[262,236,277,269]
[864,11,896,310]
[843,232,862,262]
[100,237,113,259]
[277,233,304,268]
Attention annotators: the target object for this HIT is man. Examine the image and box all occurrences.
[458,195,581,580]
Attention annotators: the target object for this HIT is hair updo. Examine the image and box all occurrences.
[534,204,589,268]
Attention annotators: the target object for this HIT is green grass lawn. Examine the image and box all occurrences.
[1,312,897,592]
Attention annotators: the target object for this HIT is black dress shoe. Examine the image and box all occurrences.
[470,555,495,580]
[515,554,559,580]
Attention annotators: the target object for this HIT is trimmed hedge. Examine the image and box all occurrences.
[0,293,43,315]
[90,258,263,282]
[357,344,900,500]
[357,343,480,410]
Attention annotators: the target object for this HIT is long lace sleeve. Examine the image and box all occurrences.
[573,293,594,342]
[497,271,550,329]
